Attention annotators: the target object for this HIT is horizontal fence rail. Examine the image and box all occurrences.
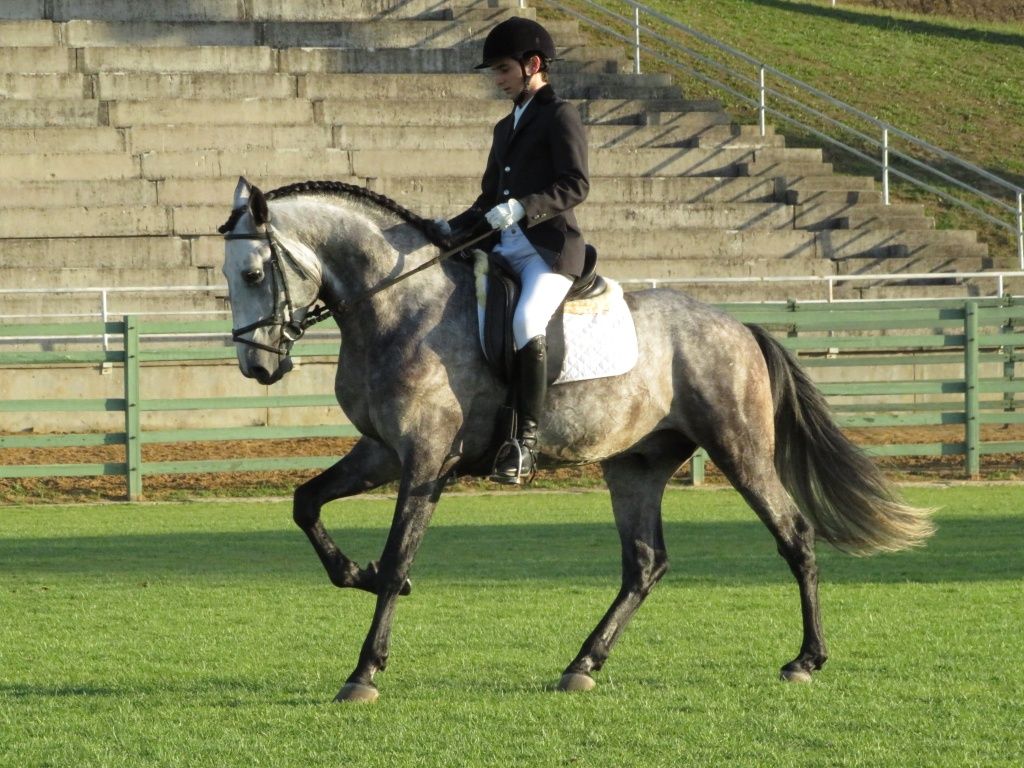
[543,0,1024,267]
[1,297,1022,500]
[4,271,1024,328]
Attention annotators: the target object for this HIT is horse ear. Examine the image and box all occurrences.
[250,184,270,227]
[232,176,251,209]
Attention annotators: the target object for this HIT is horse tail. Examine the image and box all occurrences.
[745,323,935,555]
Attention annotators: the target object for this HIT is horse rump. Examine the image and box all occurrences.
[745,323,935,555]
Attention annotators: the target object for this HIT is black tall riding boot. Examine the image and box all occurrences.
[490,335,547,484]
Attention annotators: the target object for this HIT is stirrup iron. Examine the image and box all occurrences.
[489,439,536,485]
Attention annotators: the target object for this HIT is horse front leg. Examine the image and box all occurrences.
[336,449,452,703]
[292,436,407,595]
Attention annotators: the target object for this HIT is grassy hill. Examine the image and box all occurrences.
[552,0,1024,261]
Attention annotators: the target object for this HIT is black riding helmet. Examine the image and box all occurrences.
[474,17,557,70]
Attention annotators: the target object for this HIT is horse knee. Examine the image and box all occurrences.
[292,483,320,529]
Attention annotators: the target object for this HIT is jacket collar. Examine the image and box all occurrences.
[506,84,555,143]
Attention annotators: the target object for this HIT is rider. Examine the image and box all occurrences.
[445,17,590,484]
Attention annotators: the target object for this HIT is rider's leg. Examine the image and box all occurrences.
[491,254,572,483]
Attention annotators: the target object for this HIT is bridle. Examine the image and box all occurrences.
[223,211,493,357]
[223,225,330,356]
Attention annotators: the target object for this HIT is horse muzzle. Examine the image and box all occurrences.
[243,353,293,385]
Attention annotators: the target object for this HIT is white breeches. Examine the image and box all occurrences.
[494,225,573,350]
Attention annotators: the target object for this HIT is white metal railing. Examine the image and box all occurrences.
[2,271,1022,334]
[0,286,229,352]
[542,0,1024,268]
[620,270,1024,304]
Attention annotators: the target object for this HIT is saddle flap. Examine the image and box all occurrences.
[482,254,564,384]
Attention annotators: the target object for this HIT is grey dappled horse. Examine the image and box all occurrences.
[220,177,934,702]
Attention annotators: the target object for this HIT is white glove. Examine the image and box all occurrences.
[485,199,526,231]
[433,218,452,237]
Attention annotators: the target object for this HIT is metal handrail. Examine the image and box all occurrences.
[620,270,1024,304]
[2,271,1021,330]
[542,0,1024,268]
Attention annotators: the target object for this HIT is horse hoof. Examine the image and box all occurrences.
[779,667,813,683]
[558,672,596,692]
[335,682,380,702]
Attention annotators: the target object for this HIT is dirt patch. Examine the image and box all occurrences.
[3,425,1022,503]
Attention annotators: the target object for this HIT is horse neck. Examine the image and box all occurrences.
[315,206,451,334]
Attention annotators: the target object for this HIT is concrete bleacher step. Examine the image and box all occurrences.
[0,99,101,128]
[0,236,194,269]
[276,45,628,74]
[28,0,526,23]
[155,175,783,209]
[64,71,678,103]
[143,146,768,180]
[61,16,580,49]
[822,229,989,260]
[90,97,708,129]
[161,200,796,239]
[795,202,932,231]
[0,47,74,75]
[0,175,782,211]
[0,126,125,154]
[0,266,215,290]
[603,254,832,283]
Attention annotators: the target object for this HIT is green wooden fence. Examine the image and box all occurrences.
[1,297,1021,500]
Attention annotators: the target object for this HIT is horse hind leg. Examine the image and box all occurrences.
[707,442,828,682]
[559,436,693,692]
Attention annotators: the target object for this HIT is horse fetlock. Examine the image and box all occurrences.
[326,557,364,590]
[780,652,827,682]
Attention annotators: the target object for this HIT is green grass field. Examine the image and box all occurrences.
[2,486,1022,767]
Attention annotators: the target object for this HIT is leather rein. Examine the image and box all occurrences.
[224,216,491,356]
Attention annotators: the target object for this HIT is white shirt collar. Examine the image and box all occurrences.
[513,94,535,128]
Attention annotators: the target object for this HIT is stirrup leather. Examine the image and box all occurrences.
[489,438,537,485]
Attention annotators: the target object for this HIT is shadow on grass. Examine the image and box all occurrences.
[2,515,1021,586]
[746,0,1024,48]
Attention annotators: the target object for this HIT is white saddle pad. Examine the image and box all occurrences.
[474,254,639,385]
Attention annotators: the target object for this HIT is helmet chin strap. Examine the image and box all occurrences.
[514,58,539,106]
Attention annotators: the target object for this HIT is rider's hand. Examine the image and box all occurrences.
[485,199,525,231]
[432,218,452,237]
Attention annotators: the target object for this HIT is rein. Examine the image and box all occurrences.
[224,216,492,356]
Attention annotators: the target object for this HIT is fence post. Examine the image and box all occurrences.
[758,66,766,138]
[1016,191,1023,270]
[633,5,642,75]
[881,127,890,206]
[689,448,706,486]
[123,315,143,500]
[964,300,980,479]
[1002,294,1016,415]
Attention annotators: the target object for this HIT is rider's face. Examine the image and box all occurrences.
[490,56,541,99]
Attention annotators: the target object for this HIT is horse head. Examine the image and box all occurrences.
[220,177,322,385]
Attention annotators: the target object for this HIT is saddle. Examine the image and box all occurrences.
[480,244,608,384]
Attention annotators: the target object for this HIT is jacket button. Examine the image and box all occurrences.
[502,189,510,196]
[504,166,511,172]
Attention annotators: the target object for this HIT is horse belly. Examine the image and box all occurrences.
[542,357,674,464]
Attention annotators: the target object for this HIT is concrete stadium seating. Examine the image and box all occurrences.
[0,0,1005,320]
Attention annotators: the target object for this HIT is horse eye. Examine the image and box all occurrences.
[243,268,263,285]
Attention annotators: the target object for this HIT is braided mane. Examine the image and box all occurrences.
[264,179,455,251]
